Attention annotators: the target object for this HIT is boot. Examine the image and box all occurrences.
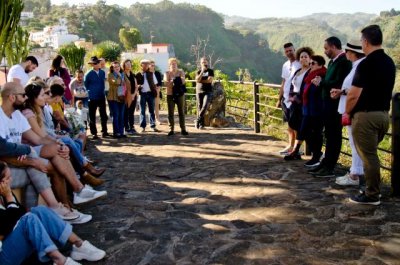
[80,172,105,187]
[83,163,106,177]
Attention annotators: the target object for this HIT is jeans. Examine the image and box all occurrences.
[60,136,84,166]
[352,111,389,200]
[167,95,186,131]
[139,92,156,129]
[108,100,126,135]
[124,96,137,131]
[0,206,72,265]
[196,91,212,126]
[88,98,108,136]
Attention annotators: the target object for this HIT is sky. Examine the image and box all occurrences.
[51,0,398,18]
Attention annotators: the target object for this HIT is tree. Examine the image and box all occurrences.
[119,27,142,50]
[58,44,86,74]
[5,26,30,66]
[91,41,122,62]
[190,36,223,69]
[0,0,24,63]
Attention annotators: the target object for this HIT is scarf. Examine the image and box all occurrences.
[302,66,327,106]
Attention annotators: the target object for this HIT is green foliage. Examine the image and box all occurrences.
[119,27,142,50]
[58,44,86,74]
[23,0,50,13]
[0,0,24,63]
[90,41,122,62]
[5,26,30,66]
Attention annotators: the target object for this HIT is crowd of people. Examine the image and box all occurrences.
[0,23,395,264]
[278,25,396,206]
[0,46,214,263]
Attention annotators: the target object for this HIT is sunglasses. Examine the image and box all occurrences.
[310,61,317,66]
[44,91,51,95]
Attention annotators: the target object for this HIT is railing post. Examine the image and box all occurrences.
[253,81,260,133]
[391,92,400,197]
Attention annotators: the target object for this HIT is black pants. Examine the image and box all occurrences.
[88,98,108,136]
[298,115,324,159]
[321,99,343,169]
[196,91,212,126]
[124,96,138,131]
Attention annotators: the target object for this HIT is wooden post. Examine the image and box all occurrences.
[253,81,260,133]
[391,92,400,197]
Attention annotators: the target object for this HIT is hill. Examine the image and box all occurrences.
[225,13,377,55]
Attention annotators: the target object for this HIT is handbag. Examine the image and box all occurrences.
[341,113,351,126]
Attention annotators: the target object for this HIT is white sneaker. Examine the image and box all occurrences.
[63,257,81,265]
[70,240,106,261]
[73,185,107,205]
[51,203,79,221]
[68,209,92,225]
[335,173,359,186]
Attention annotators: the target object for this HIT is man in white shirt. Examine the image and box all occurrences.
[277,43,301,154]
[7,56,39,87]
[0,82,107,206]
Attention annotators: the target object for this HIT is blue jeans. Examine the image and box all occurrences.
[108,100,125,135]
[60,136,85,166]
[0,206,72,265]
[139,92,156,129]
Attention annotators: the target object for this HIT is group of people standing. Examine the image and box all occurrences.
[278,24,396,206]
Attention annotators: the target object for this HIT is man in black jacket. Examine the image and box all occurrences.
[309,37,352,177]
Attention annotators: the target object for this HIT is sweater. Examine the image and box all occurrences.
[320,53,352,100]
[0,136,31,157]
[84,69,106,100]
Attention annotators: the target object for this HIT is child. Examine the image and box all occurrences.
[70,70,88,108]
[76,100,89,130]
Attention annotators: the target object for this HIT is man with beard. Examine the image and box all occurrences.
[7,56,38,87]
[0,82,107,206]
[309,37,352,177]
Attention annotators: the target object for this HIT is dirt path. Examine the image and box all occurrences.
[75,114,400,265]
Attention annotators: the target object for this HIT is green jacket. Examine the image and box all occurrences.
[320,53,352,100]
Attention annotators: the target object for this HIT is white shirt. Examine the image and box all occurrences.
[141,73,158,93]
[77,108,89,122]
[338,57,365,114]
[0,108,31,143]
[281,60,301,108]
[7,64,30,87]
[291,69,308,93]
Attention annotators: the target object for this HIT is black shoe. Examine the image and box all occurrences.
[181,130,189,136]
[307,163,323,173]
[312,167,335,178]
[102,132,111,138]
[284,151,301,161]
[349,193,380,205]
[168,131,174,136]
[92,135,99,140]
[304,158,320,168]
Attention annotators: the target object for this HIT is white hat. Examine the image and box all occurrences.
[140,59,151,64]
[344,41,364,54]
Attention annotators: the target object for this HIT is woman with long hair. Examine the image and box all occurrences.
[122,59,138,134]
[48,55,73,106]
[107,61,126,138]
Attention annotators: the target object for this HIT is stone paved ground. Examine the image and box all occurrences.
[74,113,400,265]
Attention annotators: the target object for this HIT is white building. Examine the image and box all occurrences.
[29,18,80,49]
[121,43,176,73]
[20,12,34,20]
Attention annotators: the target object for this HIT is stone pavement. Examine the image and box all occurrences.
[74,114,400,265]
